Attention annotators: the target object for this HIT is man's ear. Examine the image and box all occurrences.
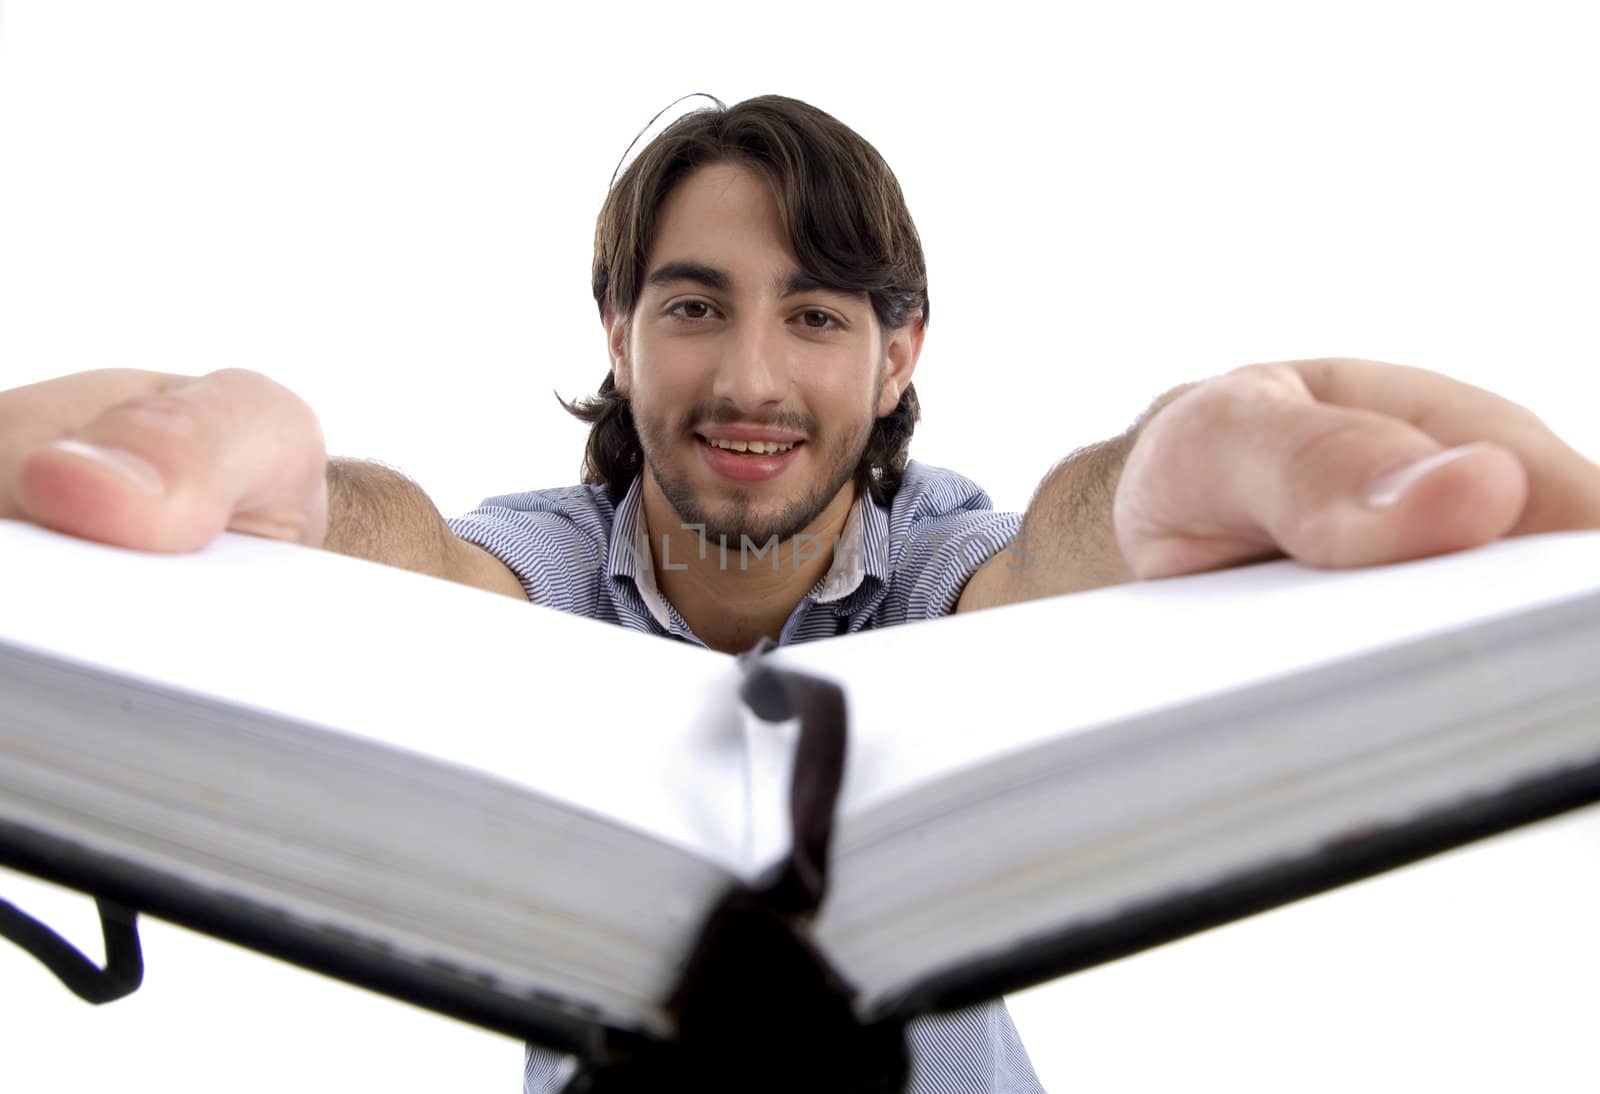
[603,306,632,395]
[876,313,926,417]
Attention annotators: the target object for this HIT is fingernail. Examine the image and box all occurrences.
[1365,445,1474,508]
[48,439,166,496]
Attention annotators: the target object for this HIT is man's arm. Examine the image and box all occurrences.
[958,359,1600,613]
[2,368,525,598]
[957,434,1135,611]
[957,385,1191,612]
[323,458,526,598]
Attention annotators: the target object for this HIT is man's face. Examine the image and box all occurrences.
[607,163,920,546]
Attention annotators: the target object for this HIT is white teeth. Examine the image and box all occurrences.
[707,438,797,455]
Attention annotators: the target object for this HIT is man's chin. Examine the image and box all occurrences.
[647,447,858,548]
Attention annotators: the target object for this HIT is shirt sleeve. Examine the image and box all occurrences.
[873,463,1026,623]
[446,486,612,612]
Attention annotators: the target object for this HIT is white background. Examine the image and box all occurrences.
[2,1,1598,1090]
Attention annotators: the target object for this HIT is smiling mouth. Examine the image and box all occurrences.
[698,436,803,456]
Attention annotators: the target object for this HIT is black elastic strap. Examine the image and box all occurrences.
[0,895,144,1003]
[735,636,848,917]
[564,642,909,1094]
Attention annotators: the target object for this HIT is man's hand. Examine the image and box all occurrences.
[2,369,328,551]
[1,369,525,598]
[959,357,1600,612]
[1115,358,1600,578]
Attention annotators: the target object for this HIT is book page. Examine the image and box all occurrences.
[772,531,1600,823]
[0,521,749,872]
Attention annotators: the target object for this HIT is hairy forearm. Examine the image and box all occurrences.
[322,458,459,574]
[1013,433,1139,596]
[958,435,1135,611]
[323,459,526,598]
[959,383,1198,610]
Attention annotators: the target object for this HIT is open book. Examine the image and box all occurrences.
[3,520,1599,1065]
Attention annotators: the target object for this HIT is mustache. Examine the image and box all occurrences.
[678,403,819,437]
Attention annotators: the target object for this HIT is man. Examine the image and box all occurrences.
[3,96,1598,1092]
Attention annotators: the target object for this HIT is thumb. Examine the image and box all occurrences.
[1116,368,1530,576]
[17,369,328,552]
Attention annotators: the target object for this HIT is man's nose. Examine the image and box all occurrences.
[711,316,789,411]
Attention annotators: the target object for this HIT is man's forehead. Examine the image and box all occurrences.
[639,162,869,304]
[644,166,802,284]
[651,163,781,244]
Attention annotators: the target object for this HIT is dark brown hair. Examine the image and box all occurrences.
[564,95,927,504]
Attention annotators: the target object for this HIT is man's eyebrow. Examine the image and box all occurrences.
[645,262,864,302]
[780,271,866,300]
[646,261,731,293]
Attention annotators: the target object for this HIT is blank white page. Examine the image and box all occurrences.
[0,521,747,871]
[773,531,1600,819]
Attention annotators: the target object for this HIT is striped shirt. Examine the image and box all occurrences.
[448,461,1044,1093]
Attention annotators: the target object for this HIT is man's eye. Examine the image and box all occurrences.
[670,301,712,320]
[800,309,836,329]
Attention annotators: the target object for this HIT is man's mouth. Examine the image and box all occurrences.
[700,436,801,456]
[695,434,805,483]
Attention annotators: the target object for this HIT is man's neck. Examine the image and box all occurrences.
[639,481,856,654]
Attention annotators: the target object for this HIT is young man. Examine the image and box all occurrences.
[450,99,1031,657]
[3,96,1598,1092]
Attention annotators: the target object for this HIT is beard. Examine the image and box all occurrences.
[635,399,874,546]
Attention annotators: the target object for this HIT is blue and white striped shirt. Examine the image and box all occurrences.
[449,461,1044,1093]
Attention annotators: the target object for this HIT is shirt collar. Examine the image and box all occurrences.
[607,475,889,619]
[606,476,675,631]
